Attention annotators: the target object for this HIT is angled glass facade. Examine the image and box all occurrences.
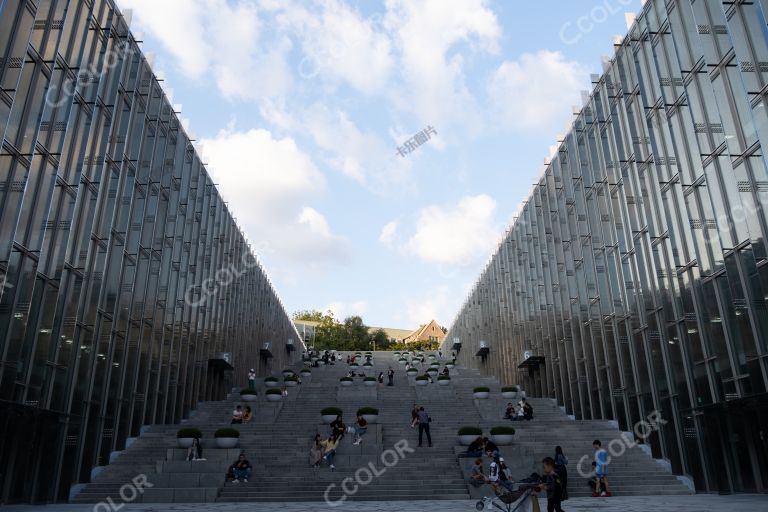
[0,0,301,503]
[445,0,768,494]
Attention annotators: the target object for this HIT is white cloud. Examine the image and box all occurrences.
[325,300,369,320]
[384,0,501,128]
[379,221,398,246]
[200,128,349,266]
[488,50,588,132]
[287,0,394,94]
[120,0,293,101]
[406,194,500,266]
[404,285,455,326]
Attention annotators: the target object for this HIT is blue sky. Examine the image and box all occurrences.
[118,0,633,329]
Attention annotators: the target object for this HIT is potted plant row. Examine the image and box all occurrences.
[265,388,282,401]
[501,386,518,399]
[177,427,203,448]
[357,407,378,423]
[473,386,490,399]
[240,388,258,401]
[457,426,482,446]
[214,427,240,448]
[321,407,343,423]
[490,426,515,445]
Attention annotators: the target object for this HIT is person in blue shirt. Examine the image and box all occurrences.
[592,440,612,497]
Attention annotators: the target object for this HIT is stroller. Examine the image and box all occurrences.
[475,482,539,512]
[475,473,541,512]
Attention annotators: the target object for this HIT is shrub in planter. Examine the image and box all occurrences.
[339,376,354,387]
[177,427,202,447]
[349,362,359,367]
[321,407,343,424]
[445,362,455,368]
[265,388,282,401]
[501,386,518,398]
[398,358,408,363]
[437,375,451,386]
[357,406,379,423]
[406,368,418,375]
[282,369,294,376]
[240,388,258,401]
[214,427,240,448]
[284,375,299,387]
[473,386,490,399]
[415,375,429,386]
[457,426,483,446]
[490,426,516,445]
[264,376,279,388]
[363,376,377,387]
[300,369,312,375]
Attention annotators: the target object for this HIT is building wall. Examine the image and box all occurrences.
[0,0,301,503]
[444,0,768,494]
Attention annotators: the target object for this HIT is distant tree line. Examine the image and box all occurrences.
[293,310,390,351]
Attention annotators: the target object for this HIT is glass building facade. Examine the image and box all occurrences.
[0,0,301,503]
[444,0,768,495]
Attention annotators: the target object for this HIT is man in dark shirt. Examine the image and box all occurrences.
[387,367,394,386]
[539,457,565,512]
[416,406,432,447]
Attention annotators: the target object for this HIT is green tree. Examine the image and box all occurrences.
[370,328,390,350]
[293,309,325,322]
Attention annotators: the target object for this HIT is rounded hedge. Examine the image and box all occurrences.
[437,375,450,380]
[240,389,257,395]
[490,426,516,435]
[501,386,518,392]
[363,376,377,381]
[398,358,408,362]
[458,426,482,436]
[264,376,279,382]
[473,386,490,393]
[215,427,240,438]
[265,388,282,395]
[284,375,299,381]
[321,407,343,416]
[415,375,429,381]
[282,369,293,374]
[357,407,379,415]
[177,427,202,438]
[340,376,353,382]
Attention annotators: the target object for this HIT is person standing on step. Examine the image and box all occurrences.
[378,371,384,385]
[248,368,256,390]
[438,350,443,360]
[554,445,569,500]
[416,406,432,447]
[387,366,394,386]
[592,440,611,497]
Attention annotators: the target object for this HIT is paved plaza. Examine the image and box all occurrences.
[4,495,768,512]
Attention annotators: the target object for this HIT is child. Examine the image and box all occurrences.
[539,456,565,512]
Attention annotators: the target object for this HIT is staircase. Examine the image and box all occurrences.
[71,351,692,503]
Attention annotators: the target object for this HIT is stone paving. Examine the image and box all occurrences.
[5,495,768,512]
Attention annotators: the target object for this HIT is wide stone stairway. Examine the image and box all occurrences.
[70,351,692,503]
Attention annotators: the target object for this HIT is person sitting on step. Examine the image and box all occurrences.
[353,414,368,445]
[504,402,515,420]
[459,436,485,458]
[468,458,486,487]
[231,405,243,424]
[230,453,252,483]
[309,434,324,468]
[330,414,346,440]
[243,406,253,423]
[186,437,203,461]
[320,434,341,470]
